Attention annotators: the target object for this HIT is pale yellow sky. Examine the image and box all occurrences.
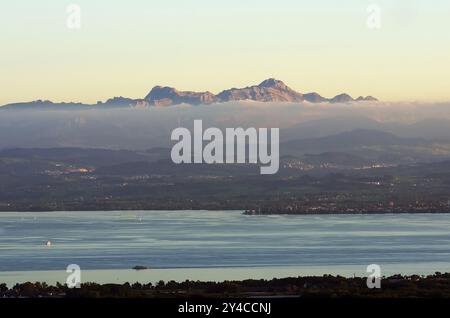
[1,0,450,105]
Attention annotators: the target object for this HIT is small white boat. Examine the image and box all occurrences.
[45,240,52,247]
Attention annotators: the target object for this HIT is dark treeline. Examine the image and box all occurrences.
[2,273,450,298]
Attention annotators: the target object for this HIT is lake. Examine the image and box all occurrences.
[1,211,449,286]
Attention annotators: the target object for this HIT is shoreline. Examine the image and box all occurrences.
[1,208,450,214]
[2,262,450,287]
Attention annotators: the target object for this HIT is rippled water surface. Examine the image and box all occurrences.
[1,211,449,284]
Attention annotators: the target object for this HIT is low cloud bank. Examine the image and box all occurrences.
[1,101,450,149]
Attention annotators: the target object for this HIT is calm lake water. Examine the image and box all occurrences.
[1,211,450,286]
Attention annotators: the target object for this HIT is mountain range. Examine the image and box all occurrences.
[0,78,377,110]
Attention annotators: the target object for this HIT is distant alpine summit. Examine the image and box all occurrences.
[0,79,378,110]
[216,78,305,103]
[146,78,377,106]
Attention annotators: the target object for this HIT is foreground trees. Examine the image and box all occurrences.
[1,273,450,298]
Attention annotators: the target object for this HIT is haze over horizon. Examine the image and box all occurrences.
[1,0,450,105]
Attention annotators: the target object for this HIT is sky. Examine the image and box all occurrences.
[1,0,450,104]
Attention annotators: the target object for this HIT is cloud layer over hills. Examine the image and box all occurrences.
[1,99,450,150]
